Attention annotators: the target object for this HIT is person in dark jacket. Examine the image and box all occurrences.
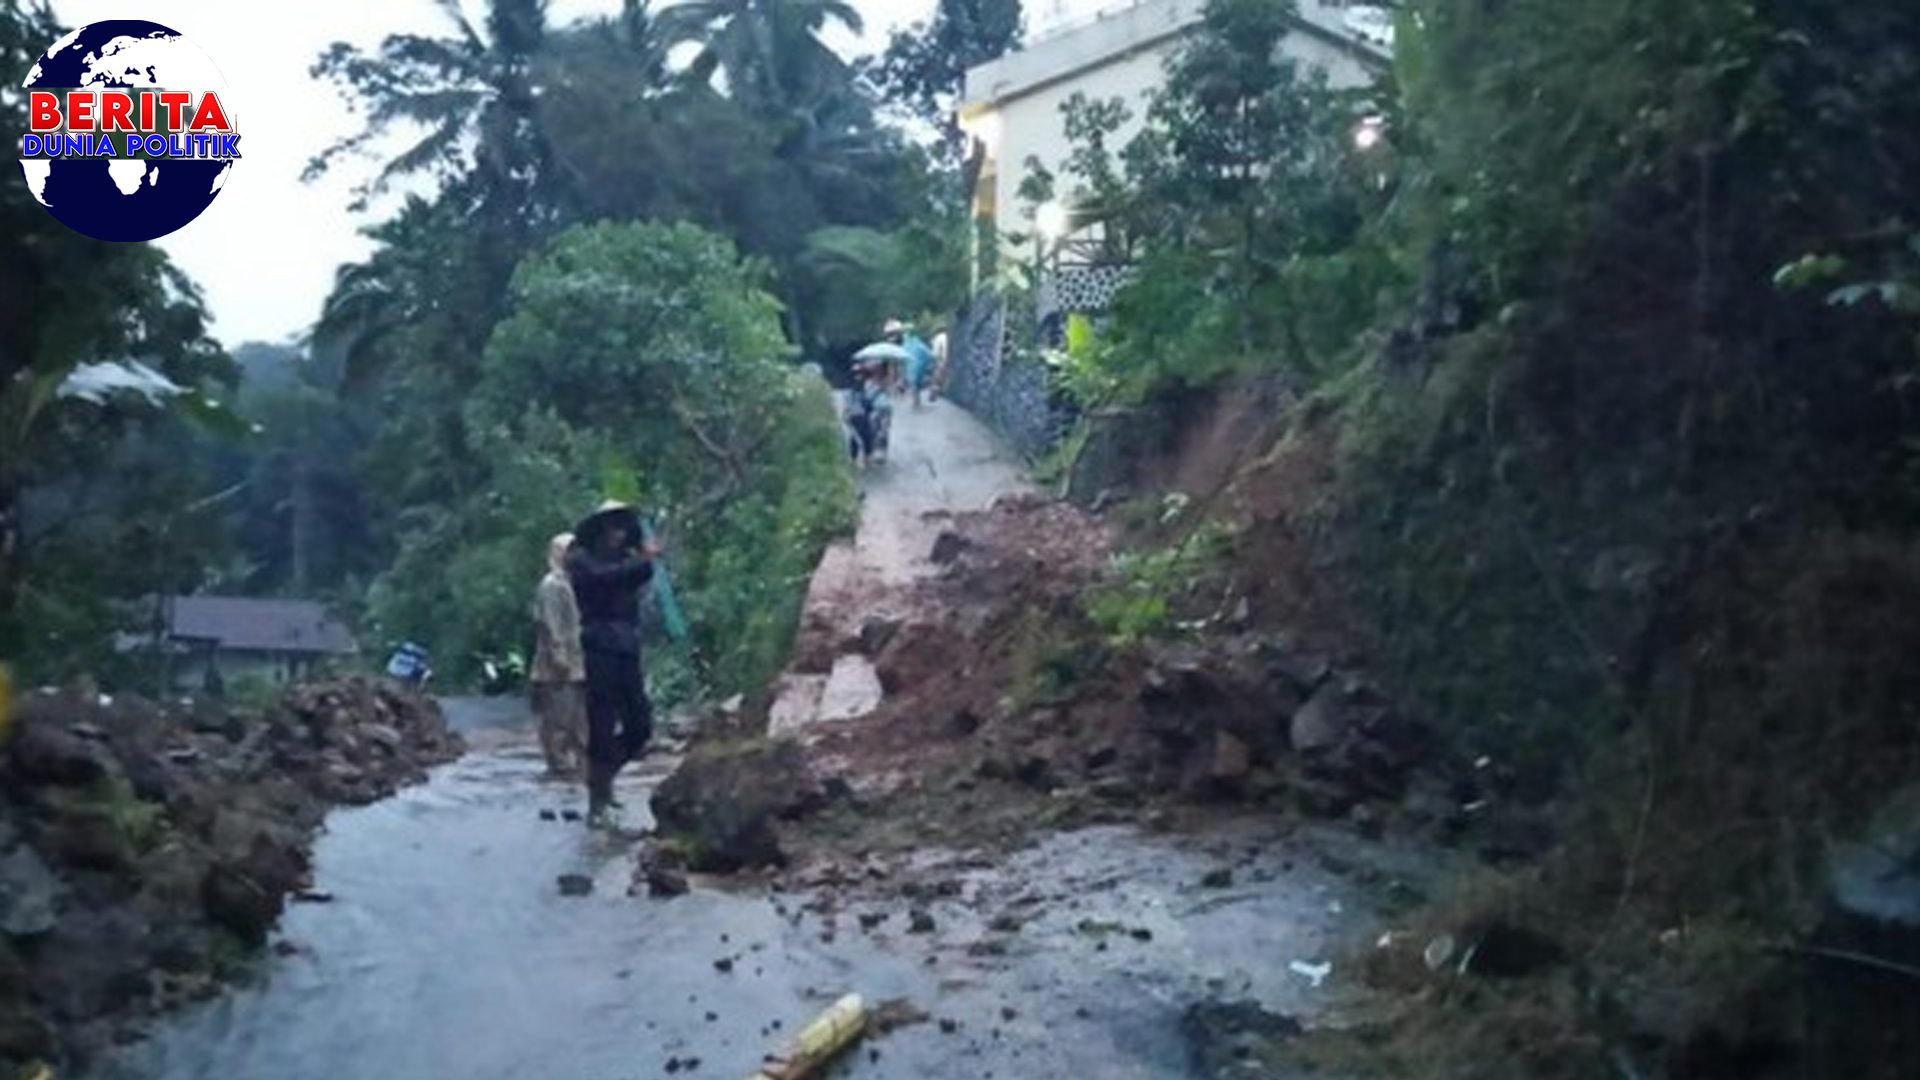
[565,501,661,827]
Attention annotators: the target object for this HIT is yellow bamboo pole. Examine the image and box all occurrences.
[743,993,868,1080]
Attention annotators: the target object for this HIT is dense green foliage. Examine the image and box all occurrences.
[1052,1,1920,1069]
[363,221,853,698]
[1,0,1005,698]
[0,2,241,684]
[1043,0,1393,402]
[301,0,984,695]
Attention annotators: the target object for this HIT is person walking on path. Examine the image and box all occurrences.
[565,502,662,828]
[885,319,937,408]
[529,532,588,780]
[857,357,894,463]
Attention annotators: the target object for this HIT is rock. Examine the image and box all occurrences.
[362,724,403,752]
[857,616,902,656]
[645,865,690,898]
[1083,745,1118,771]
[0,845,64,937]
[1289,686,1348,755]
[1181,1001,1303,1078]
[870,997,931,1034]
[907,908,937,934]
[1014,754,1060,793]
[557,874,594,897]
[1266,648,1332,693]
[930,531,969,564]
[650,739,818,872]
[7,719,108,786]
[1200,868,1234,890]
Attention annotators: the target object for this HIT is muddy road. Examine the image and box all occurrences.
[107,697,1428,1079]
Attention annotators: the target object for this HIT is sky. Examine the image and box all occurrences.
[46,0,1111,347]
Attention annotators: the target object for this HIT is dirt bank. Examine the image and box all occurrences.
[0,678,462,1075]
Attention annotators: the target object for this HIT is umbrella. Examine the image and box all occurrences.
[853,342,911,363]
[641,518,689,643]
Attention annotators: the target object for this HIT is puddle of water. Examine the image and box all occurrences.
[105,700,1421,1080]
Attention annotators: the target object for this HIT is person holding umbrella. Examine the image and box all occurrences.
[884,319,938,408]
[565,500,661,828]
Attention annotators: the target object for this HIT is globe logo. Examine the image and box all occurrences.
[16,20,239,243]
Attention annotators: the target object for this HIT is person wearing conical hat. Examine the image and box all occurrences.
[564,501,661,828]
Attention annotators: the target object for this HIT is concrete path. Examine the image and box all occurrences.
[769,399,1032,736]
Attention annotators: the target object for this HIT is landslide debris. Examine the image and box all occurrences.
[0,678,461,1075]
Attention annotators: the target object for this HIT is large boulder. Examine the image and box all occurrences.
[650,739,820,872]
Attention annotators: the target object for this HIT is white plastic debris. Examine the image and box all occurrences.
[57,360,186,406]
[1423,933,1457,971]
[1288,960,1332,988]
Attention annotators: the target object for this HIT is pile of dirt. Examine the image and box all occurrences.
[748,485,1466,862]
[0,677,462,1075]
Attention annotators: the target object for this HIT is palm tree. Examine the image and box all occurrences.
[305,0,554,214]
[655,0,862,113]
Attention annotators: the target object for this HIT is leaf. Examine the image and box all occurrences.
[1771,253,1845,291]
[1826,283,1874,308]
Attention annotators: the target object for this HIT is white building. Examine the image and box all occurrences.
[957,0,1392,259]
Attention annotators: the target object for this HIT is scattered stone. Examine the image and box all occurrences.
[292,890,334,904]
[908,908,937,934]
[988,912,1023,933]
[859,911,888,931]
[938,1017,960,1034]
[1200,868,1234,890]
[560,809,582,823]
[539,809,557,822]
[713,957,734,973]
[557,873,594,897]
